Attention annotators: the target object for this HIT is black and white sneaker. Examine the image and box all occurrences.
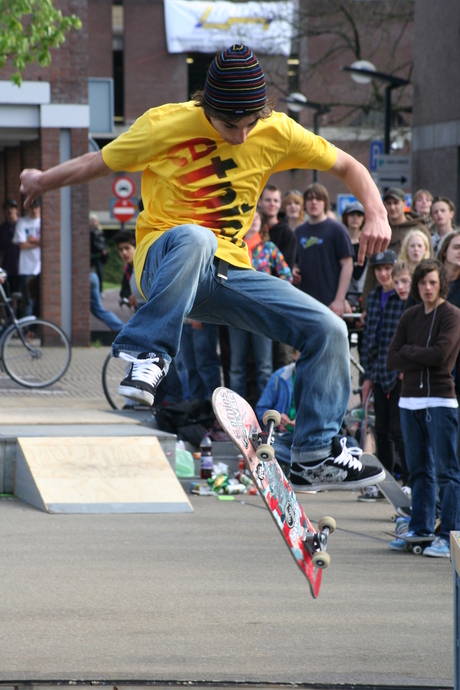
[290,436,385,492]
[118,352,168,406]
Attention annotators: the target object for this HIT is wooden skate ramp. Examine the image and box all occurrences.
[15,436,192,514]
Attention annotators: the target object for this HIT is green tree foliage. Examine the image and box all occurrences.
[0,0,82,85]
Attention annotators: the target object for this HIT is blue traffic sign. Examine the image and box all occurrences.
[337,194,358,216]
[369,140,384,172]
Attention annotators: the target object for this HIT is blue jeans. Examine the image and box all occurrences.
[400,406,460,540]
[175,321,221,400]
[90,272,124,332]
[111,225,350,462]
[228,326,272,399]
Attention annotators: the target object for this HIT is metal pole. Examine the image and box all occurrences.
[384,85,392,155]
[313,111,319,182]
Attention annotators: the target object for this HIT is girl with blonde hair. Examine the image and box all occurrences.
[398,229,430,271]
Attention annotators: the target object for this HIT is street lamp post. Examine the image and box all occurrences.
[342,65,410,155]
[284,93,331,181]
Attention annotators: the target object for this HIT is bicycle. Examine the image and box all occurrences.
[0,269,71,388]
[102,353,131,409]
[101,297,135,410]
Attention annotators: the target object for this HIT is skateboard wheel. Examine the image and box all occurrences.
[256,443,275,461]
[412,545,423,555]
[312,551,330,569]
[318,516,336,534]
[262,409,281,427]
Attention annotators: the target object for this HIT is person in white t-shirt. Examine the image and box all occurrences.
[13,198,41,315]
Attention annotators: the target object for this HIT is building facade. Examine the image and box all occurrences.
[0,0,424,344]
[412,0,460,212]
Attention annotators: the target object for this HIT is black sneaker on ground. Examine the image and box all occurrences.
[118,352,168,406]
[290,436,385,492]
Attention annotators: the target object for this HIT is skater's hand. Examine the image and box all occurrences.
[358,216,391,265]
[20,169,43,209]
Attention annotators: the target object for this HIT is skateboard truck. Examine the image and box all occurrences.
[303,516,337,569]
[252,410,282,462]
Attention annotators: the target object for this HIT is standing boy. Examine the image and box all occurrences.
[387,260,460,557]
[19,44,390,490]
[294,183,354,319]
[359,250,408,500]
[13,198,41,316]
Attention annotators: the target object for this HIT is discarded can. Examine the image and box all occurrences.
[225,483,247,495]
[235,471,254,487]
[190,481,214,496]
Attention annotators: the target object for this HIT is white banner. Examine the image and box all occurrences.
[164,0,295,56]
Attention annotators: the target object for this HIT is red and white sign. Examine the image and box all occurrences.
[113,176,135,199]
[113,199,136,223]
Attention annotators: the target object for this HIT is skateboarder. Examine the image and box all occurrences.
[19,44,390,490]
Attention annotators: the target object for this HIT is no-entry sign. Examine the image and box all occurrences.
[113,199,136,223]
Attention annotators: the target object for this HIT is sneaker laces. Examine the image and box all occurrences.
[333,437,363,471]
[119,352,167,387]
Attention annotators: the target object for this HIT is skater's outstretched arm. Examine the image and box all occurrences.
[19,151,111,209]
[328,148,391,265]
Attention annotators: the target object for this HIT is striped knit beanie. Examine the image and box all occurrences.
[203,44,266,115]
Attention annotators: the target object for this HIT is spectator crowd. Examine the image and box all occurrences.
[1,180,459,559]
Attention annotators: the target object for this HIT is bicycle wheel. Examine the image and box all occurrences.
[102,353,130,410]
[2,319,71,388]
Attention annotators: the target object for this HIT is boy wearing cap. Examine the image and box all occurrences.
[361,187,433,309]
[359,249,409,500]
[19,44,391,491]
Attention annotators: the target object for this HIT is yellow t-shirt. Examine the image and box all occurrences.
[102,101,337,287]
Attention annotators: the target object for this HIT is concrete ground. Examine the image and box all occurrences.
[0,310,456,688]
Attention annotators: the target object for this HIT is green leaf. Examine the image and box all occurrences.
[0,0,82,83]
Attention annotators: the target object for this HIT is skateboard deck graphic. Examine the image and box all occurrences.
[212,386,326,598]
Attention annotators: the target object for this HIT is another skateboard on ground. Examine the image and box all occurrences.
[212,386,336,599]
[386,531,435,555]
[373,456,412,519]
[360,393,412,520]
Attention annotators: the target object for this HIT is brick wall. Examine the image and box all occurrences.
[88,0,113,78]
[124,0,188,123]
[70,129,91,344]
[40,129,62,328]
[0,0,91,343]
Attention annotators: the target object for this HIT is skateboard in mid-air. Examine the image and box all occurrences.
[212,386,336,599]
